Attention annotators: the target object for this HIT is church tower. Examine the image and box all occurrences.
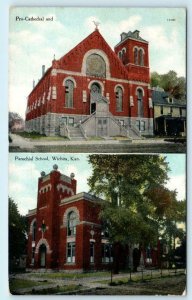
[114,30,150,83]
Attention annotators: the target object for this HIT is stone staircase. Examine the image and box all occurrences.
[68,126,86,140]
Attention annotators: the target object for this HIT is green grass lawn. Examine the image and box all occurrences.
[30,284,81,295]
[9,278,50,292]
[28,271,110,280]
[15,132,69,140]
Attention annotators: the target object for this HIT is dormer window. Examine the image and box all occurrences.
[168,97,173,104]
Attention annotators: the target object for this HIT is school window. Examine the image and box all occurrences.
[67,211,77,236]
[169,107,173,115]
[67,242,75,263]
[102,244,113,263]
[180,108,182,116]
[65,80,74,108]
[90,242,95,263]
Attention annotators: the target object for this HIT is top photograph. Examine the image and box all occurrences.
[9,7,186,153]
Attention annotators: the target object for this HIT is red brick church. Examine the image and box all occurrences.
[26,165,158,271]
[25,26,153,139]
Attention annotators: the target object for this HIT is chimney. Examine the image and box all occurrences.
[42,65,45,77]
[33,80,35,88]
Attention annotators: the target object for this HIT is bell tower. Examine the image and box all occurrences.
[114,30,150,83]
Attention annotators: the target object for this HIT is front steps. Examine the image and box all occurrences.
[68,126,86,140]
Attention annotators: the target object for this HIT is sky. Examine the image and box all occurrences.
[9,7,186,118]
[8,153,186,215]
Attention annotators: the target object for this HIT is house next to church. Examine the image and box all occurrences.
[25,27,153,139]
[26,165,159,271]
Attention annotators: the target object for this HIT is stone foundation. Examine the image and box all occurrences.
[25,113,154,137]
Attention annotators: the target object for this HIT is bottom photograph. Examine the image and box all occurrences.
[8,153,186,295]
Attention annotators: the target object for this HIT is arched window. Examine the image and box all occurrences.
[139,49,144,66]
[116,87,123,112]
[122,49,126,64]
[134,48,138,65]
[65,80,74,108]
[86,54,106,78]
[67,211,77,236]
[118,51,122,60]
[137,89,144,117]
[32,221,36,241]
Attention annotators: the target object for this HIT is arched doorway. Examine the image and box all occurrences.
[90,82,102,114]
[39,244,46,268]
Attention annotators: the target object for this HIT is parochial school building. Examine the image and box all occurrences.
[26,165,159,271]
[25,27,153,139]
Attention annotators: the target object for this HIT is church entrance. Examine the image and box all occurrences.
[90,83,102,114]
[97,118,108,136]
[39,244,46,268]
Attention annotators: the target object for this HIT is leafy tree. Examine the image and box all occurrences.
[88,155,185,271]
[9,112,24,131]
[151,70,186,100]
[9,197,27,265]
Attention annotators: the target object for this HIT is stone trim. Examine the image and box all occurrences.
[56,69,132,84]
[114,84,125,93]
[62,76,77,88]
[35,238,52,254]
[136,86,145,96]
[133,45,145,54]
[79,221,101,228]
[57,183,74,196]
[39,205,47,210]
[29,218,36,234]
[63,206,80,227]
[88,80,105,95]
[81,49,111,78]
[27,208,37,217]
[39,183,52,193]
[67,236,76,243]
[60,192,103,206]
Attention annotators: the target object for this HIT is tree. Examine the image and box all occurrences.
[151,70,186,100]
[88,155,185,272]
[9,112,24,131]
[9,197,27,270]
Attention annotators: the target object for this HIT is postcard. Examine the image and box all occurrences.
[8,7,186,296]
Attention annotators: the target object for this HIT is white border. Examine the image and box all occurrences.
[0,1,191,300]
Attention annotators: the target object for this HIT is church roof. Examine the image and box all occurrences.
[115,30,148,48]
[56,29,129,80]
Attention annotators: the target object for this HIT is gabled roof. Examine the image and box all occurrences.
[152,90,186,107]
[56,29,129,80]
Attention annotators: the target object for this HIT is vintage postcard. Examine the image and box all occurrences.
[9,7,186,153]
[8,6,186,296]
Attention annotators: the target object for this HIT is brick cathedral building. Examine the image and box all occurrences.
[25,27,153,138]
[26,165,159,271]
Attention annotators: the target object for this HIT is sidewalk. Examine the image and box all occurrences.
[10,268,185,294]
